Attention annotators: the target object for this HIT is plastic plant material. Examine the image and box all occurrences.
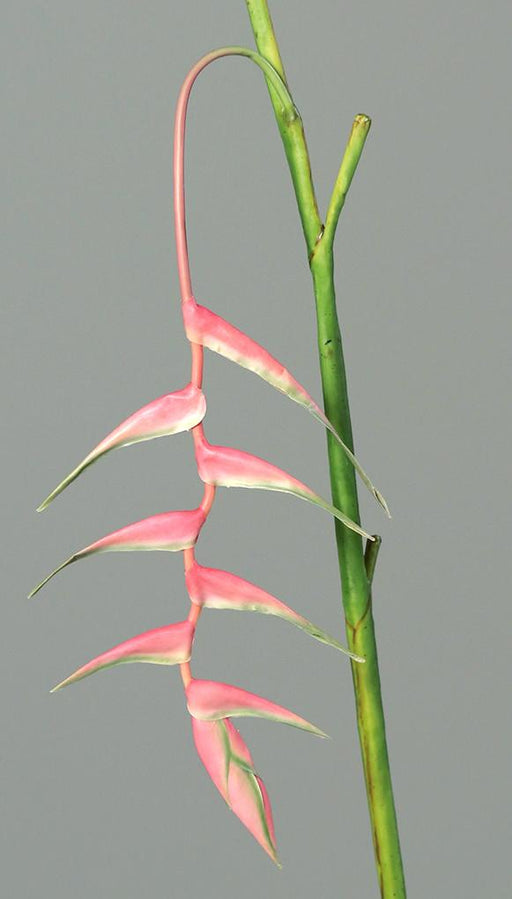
[183,298,389,515]
[192,717,279,864]
[187,678,327,737]
[29,32,404,875]
[37,384,206,511]
[29,508,206,598]
[185,561,363,659]
[194,431,373,540]
[245,5,406,894]
[51,621,195,692]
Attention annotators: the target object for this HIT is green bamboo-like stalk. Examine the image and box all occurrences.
[245,2,406,895]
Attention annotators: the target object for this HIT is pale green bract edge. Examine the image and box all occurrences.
[28,540,195,599]
[37,420,205,513]
[299,489,373,541]
[50,653,187,693]
[218,720,281,867]
[204,600,364,661]
[218,719,232,799]
[207,708,328,738]
[37,444,119,512]
[290,617,365,662]
[243,766,280,866]
[214,478,373,541]
[307,406,391,518]
[28,554,78,598]
[229,752,259,776]
[199,336,390,517]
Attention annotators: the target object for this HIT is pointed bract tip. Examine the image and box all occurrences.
[194,437,373,540]
[28,555,76,599]
[183,300,388,515]
[48,621,194,691]
[192,716,279,862]
[28,582,46,600]
[375,490,392,519]
[188,679,327,737]
[28,508,205,598]
[186,564,360,659]
[35,385,206,510]
[315,727,329,739]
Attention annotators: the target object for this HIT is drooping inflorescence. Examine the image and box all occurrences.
[31,48,388,864]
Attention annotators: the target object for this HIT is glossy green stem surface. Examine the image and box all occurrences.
[245,2,406,896]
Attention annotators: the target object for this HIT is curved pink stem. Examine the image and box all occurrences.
[174,49,228,303]
[174,50,235,391]
[174,47,289,303]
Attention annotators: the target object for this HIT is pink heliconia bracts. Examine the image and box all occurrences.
[34,48,373,867]
[29,507,206,598]
[37,384,206,511]
[51,621,195,692]
[185,561,363,659]
[192,717,279,864]
[183,297,324,416]
[187,679,327,737]
[183,298,389,516]
[194,431,372,540]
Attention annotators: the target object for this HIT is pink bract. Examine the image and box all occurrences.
[33,45,380,870]
[182,297,324,412]
[37,384,206,511]
[51,620,195,691]
[194,432,372,540]
[183,298,389,515]
[29,507,206,598]
[192,717,279,864]
[185,561,363,659]
[187,678,327,737]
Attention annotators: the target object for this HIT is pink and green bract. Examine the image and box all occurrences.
[37,384,206,511]
[185,561,364,658]
[183,297,335,430]
[29,507,207,598]
[183,298,389,516]
[192,717,279,864]
[31,46,386,864]
[193,430,372,539]
[187,679,327,737]
[51,621,195,691]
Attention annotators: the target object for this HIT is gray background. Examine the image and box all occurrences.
[2,2,510,897]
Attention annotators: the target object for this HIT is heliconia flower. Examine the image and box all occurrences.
[28,507,206,598]
[187,678,327,737]
[183,298,389,516]
[51,620,195,692]
[192,717,279,864]
[185,562,364,661]
[37,384,206,512]
[194,432,372,540]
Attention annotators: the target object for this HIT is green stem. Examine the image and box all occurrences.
[245,0,322,254]
[323,114,372,250]
[245,3,406,896]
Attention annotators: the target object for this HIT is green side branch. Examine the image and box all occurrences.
[245,2,406,896]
